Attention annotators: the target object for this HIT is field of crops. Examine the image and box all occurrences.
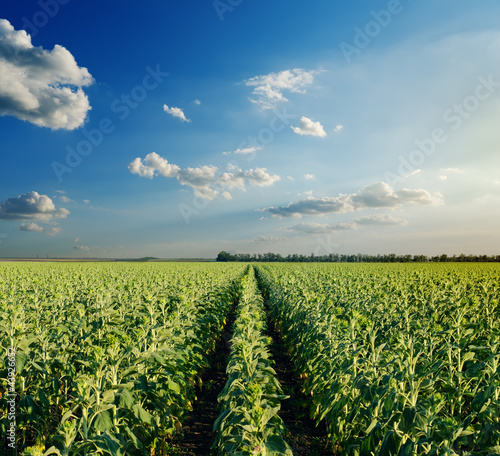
[1,262,499,455]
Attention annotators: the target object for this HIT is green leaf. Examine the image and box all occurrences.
[117,388,135,409]
[132,404,153,425]
[380,430,399,456]
[43,446,62,456]
[15,351,29,373]
[365,418,378,434]
[167,378,181,394]
[93,410,113,432]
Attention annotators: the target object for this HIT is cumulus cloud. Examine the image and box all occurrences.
[19,222,62,236]
[334,125,344,133]
[291,116,327,137]
[163,104,190,122]
[128,152,180,179]
[178,165,219,199]
[0,191,70,221]
[0,19,93,130]
[290,214,408,234]
[266,182,442,217]
[129,153,280,200]
[19,222,44,232]
[243,68,316,109]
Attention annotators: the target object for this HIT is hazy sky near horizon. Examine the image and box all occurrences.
[0,0,499,258]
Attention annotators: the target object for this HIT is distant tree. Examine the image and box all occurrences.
[216,251,234,262]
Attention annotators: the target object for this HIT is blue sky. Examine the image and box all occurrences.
[0,0,499,258]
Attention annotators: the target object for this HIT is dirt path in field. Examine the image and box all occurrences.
[254,269,333,456]
[171,270,332,455]
[169,310,234,455]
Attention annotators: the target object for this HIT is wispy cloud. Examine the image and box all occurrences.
[163,104,191,122]
[243,68,316,109]
[0,19,93,130]
[266,182,443,217]
[291,116,327,137]
[289,214,408,234]
[223,146,262,156]
[74,245,90,251]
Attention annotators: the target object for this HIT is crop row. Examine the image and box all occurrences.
[213,267,292,455]
[0,262,246,455]
[256,263,500,456]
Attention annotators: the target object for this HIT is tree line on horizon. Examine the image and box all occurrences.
[216,251,500,263]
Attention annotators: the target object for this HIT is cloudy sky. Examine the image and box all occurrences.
[0,1,499,258]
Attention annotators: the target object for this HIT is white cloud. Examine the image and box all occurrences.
[440,168,464,173]
[305,173,316,180]
[0,19,93,130]
[290,214,408,234]
[19,222,44,232]
[0,191,70,221]
[163,104,190,122]
[83,199,90,204]
[193,99,201,105]
[128,152,180,179]
[439,175,448,181]
[74,245,90,251]
[235,146,261,155]
[19,222,62,236]
[291,116,327,137]
[243,68,316,109]
[334,125,344,133]
[46,227,61,236]
[178,165,219,199]
[220,168,280,191]
[223,146,262,156]
[59,195,72,203]
[253,235,286,243]
[129,153,280,200]
[266,182,443,217]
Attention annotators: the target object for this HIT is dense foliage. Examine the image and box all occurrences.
[256,263,500,455]
[0,262,245,455]
[2,262,499,455]
[213,267,292,455]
